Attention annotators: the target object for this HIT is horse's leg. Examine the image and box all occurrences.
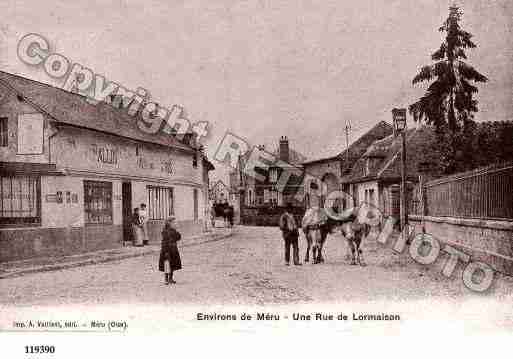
[304,232,311,262]
[319,236,326,263]
[318,231,326,263]
[349,240,357,265]
[355,236,365,266]
[312,232,319,264]
[312,230,321,264]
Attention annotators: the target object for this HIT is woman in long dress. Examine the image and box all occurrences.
[158,216,182,285]
[139,203,149,245]
[132,208,144,246]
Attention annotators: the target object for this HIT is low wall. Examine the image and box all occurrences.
[0,225,122,263]
[0,220,204,262]
[409,215,513,275]
[241,207,304,227]
[146,219,204,243]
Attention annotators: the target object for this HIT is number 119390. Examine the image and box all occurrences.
[25,346,55,354]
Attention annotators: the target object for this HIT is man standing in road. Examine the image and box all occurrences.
[279,202,301,266]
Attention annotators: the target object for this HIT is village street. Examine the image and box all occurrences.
[1,226,512,309]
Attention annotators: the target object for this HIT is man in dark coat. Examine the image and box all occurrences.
[279,202,301,266]
[226,204,234,227]
[159,216,182,285]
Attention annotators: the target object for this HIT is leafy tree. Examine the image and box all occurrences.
[409,6,488,173]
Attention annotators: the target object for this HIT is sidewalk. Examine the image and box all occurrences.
[0,227,234,280]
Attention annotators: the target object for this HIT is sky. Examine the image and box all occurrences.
[1,0,511,183]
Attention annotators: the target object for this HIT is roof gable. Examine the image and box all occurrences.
[0,70,194,153]
[341,126,439,183]
[303,121,393,166]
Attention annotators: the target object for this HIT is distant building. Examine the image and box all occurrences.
[210,179,230,204]
[229,136,306,225]
[341,125,440,220]
[302,121,393,207]
[230,136,306,208]
[0,70,214,262]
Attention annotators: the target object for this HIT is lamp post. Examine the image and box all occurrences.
[392,108,407,231]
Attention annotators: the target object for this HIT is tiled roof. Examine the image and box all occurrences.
[302,121,393,166]
[272,147,308,165]
[341,126,439,184]
[0,70,195,153]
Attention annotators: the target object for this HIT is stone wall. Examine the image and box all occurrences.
[146,219,204,243]
[241,206,305,227]
[0,225,122,262]
[410,215,513,275]
[0,219,203,262]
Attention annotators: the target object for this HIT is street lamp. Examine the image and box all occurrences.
[392,108,408,231]
[392,108,407,133]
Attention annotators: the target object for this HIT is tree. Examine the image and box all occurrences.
[409,6,488,174]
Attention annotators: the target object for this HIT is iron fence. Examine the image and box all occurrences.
[420,162,513,221]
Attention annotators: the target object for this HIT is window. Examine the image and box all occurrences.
[147,186,174,220]
[192,153,198,168]
[369,189,376,207]
[0,117,7,147]
[84,180,113,224]
[0,175,41,226]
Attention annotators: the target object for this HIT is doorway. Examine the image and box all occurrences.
[122,182,132,244]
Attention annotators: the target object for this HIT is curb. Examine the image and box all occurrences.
[0,231,234,280]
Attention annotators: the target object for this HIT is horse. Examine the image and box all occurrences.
[338,214,371,266]
[302,206,371,266]
[302,207,330,264]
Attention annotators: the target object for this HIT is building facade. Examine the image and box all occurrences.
[302,121,393,208]
[0,71,213,262]
[229,136,306,225]
[341,126,440,221]
[210,179,230,204]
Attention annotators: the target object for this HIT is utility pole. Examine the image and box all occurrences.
[344,119,351,164]
[238,154,245,225]
[400,129,407,229]
[338,119,351,211]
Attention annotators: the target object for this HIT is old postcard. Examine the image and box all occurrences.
[0,0,512,357]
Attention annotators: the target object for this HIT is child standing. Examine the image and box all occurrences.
[158,216,182,285]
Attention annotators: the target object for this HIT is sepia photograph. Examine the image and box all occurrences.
[0,0,512,357]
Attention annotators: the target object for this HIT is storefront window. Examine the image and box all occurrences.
[84,180,113,224]
[0,175,41,226]
[147,186,174,220]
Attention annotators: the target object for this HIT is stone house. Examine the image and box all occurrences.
[340,125,439,220]
[302,121,393,207]
[0,70,214,262]
[210,179,230,204]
